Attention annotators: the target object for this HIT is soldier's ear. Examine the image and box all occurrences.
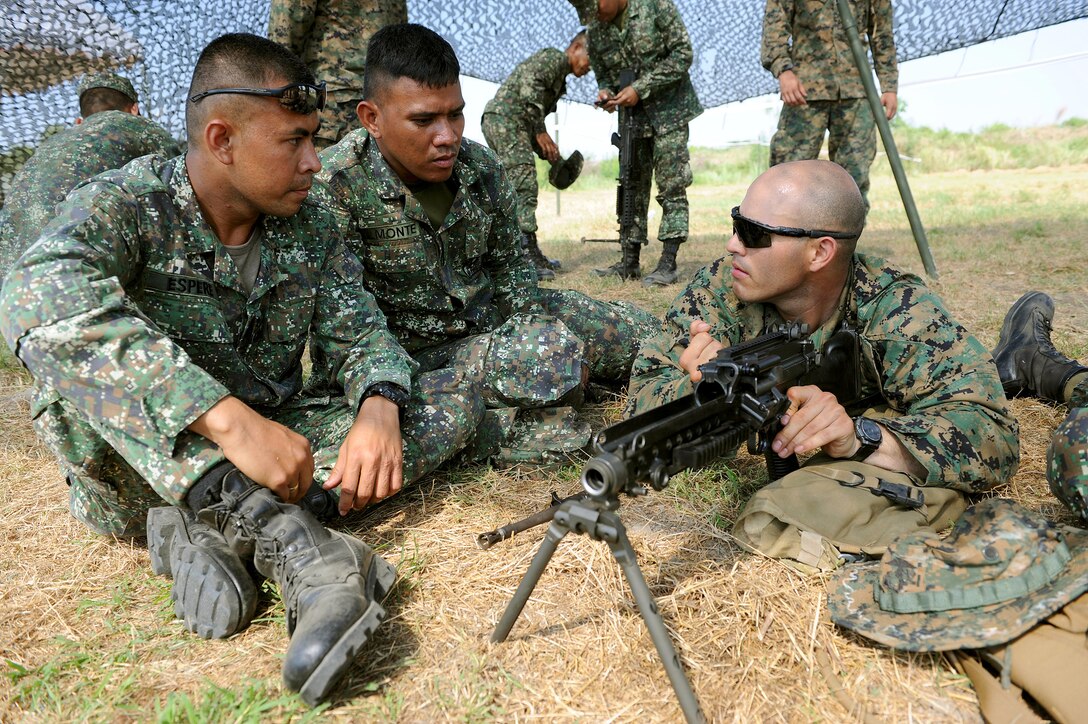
[356,100,381,138]
[205,118,236,165]
[807,235,838,273]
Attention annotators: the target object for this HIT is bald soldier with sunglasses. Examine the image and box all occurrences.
[0,33,483,705]
[627,160,1018,560]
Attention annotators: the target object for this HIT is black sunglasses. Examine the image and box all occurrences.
[188,81,327,114]
[730,206,859,248]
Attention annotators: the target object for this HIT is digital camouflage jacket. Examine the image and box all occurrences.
[588,0,703,133]
[483,47,571,135]
[0,154,413,470]
[761,0,899,99]
[0,111,180,274]
[627,253,1019,492]
[268,0,407,97]
[316,130,540,353]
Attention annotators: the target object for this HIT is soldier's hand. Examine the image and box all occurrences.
[324,395,403,515]
[613,86,640,107]
[772,385,855,459]
[190,396,313,504]
[779,70,807,106]
[881,91,898,120]
[596,89,617,112]
[679,319,724,382]
[535,131,560,162]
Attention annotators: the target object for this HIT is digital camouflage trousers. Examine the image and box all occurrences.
[626,123,693,243]
[770,97,877,207]
[1048,375,1088,522]
[481,113,542,234]
[411,289,661,462]
[32,368,483,536]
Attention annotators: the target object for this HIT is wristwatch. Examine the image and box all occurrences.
[851,416,882,461]
[778,63,794,76]
[362,381,410,409]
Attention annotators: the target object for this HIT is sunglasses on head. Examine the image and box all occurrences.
[730,206,859,248]
[188,81,327,114]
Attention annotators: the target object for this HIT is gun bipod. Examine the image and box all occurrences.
[490,496,706,724]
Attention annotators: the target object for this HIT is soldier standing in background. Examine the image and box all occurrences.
[0,72,180,274]
[269,0,407,150]
[481,32,591,280]
[761,0,898,209]
[586,0,703,286]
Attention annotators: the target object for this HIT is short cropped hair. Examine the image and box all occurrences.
[185,33,315,142]
[363,24,460,101]
[569,30,588,47]
[79,88,136,118]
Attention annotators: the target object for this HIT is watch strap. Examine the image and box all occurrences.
[362,381,409,408]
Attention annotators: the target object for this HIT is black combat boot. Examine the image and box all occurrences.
[642,240,682,287]
[992,291,1088,402]
[199,468,397,706]
[146,505,259,639]
[592,240,642,280]
[521,231,555,280]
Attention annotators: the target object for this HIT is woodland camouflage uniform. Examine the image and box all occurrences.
[0,110,180,274]
[628,253,1020,491]
[481,47,571,235]
[316,130,659,460]
[761,0,898,206]
[1051,382,1088,521]
[268,0,407,149]
[0,155,482,536]
[587,0,702,283]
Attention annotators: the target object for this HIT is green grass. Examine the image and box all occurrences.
[535,116,1088,191]
[155,679,321,723]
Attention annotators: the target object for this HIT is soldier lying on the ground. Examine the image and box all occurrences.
[627,159,1019,569]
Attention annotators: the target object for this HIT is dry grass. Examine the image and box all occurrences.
[2,163,1087,722]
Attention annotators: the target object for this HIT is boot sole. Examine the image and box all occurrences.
[297,556,397,707]
[147,506,258,639]
[146,507,178,576]
[171,542,259,639]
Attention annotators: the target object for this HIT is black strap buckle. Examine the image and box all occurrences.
[869,480,924,509]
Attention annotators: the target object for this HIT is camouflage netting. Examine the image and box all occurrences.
[1,0,1086,202]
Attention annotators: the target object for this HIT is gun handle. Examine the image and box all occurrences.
[753,422,800,482]
[764,450,800,482]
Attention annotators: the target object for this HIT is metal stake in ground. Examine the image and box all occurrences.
[490,495,706,724]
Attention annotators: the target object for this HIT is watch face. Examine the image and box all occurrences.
[856,417,881,444]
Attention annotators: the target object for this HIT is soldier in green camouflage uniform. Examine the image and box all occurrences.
[761,0,898,209]
[586,0,703,286]
[1,34,482,704]
[628,161,1018,547]
[1,49,482,538]
[0,72,180,274]
[268,0,407,150]
[481,32,591,279]
[991,291,1088,522]
[318,24,659,462]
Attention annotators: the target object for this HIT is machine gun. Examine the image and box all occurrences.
[489,323,862,724]
[581,69,645,249]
